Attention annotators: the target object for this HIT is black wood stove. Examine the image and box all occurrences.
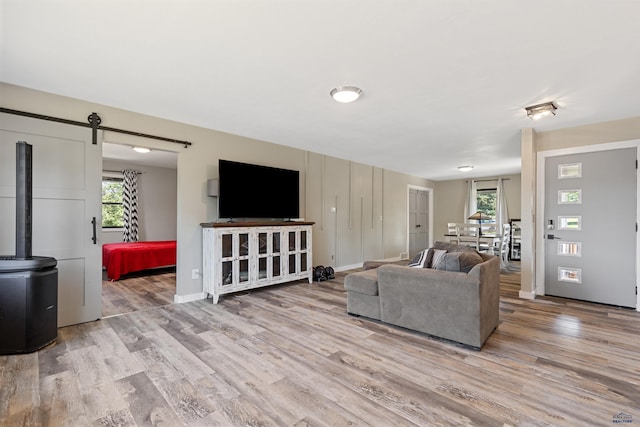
[0,141,58,354]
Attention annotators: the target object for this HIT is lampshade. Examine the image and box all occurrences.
[468,211,492,221]
[525,101,557,120]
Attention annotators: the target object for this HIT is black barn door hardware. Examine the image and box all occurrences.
[91,217,97,244]
[1,107,192,148]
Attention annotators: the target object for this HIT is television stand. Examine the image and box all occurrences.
[201,221,314,303]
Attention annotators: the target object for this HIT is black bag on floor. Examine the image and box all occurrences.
[313,266,327,282]
[324,266,335,279]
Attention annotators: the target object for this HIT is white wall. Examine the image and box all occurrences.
[1,83,434,301]
[7,85,638,304]
[101,159,177,244]
[433,174,521,241]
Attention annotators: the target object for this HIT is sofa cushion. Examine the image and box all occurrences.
[429,248,447,269]
[344,269,379,296]
[434,250,484,273]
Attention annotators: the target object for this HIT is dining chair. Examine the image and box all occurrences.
[493,223,511,268]
[447,223,460,244]
[457,224,481,250]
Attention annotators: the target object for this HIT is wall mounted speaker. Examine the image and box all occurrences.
[207,179,219,197]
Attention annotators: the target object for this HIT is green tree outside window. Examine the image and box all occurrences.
[476,189,497,220]
[102,178,124,227]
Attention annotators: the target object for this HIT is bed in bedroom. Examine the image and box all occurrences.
[102,240,176,280]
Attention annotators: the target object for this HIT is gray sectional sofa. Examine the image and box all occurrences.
[344,241,500,349]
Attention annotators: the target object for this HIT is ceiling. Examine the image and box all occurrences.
[3,1,640,181]
[102,142,178,170]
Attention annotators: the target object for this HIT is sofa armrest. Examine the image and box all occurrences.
[469,255,501,341]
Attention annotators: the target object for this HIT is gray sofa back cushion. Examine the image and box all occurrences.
[434,250,484,273]
[433,240,479,253]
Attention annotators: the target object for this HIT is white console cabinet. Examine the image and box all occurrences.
[201,222,314,303]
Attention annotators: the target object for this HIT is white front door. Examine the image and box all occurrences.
[0,113,102,326]
[544,148,637,308]
[408,188,430,258]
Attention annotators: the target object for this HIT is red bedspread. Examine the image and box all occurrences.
[102,241,176,280]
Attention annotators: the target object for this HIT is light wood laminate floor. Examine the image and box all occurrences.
[102,268,176,318]
[2,265,639,426]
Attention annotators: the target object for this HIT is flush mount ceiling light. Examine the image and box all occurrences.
[330,86,363,103]
[526,101,557,120]
[132,146,151,153]
[458,165,474,172]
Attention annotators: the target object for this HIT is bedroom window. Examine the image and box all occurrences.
[102,177,124,228]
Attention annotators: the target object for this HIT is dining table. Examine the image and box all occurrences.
[444,223,500,251]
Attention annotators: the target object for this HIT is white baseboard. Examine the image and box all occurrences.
[518,290,536,300]
[335,263,363,272]
[334,257,404,273]
[174,292,207,303]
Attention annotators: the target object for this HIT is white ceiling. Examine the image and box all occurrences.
[102,142,178,170]
[2,1,640,181]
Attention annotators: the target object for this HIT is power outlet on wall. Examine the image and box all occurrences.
[192,268,199,279]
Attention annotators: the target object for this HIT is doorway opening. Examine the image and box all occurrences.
[101,142,178,317]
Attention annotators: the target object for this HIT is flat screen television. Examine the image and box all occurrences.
[218,159,300,220]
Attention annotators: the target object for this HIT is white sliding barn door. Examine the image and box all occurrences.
[0,113,102,327]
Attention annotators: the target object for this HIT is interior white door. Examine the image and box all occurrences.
[408,188,429,257]
[544,148,636,308]
[0,113,102,326]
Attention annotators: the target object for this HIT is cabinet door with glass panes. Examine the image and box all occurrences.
[217,229,252,288]
[284,227,310,278]
[256,229,285,284]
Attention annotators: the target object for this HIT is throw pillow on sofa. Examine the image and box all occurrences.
[429,249,447,269]
[409,247,447,268]
[434,250,483,273]
[408,249,429,267]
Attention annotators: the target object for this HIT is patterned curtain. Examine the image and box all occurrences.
[122,169,139,242]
